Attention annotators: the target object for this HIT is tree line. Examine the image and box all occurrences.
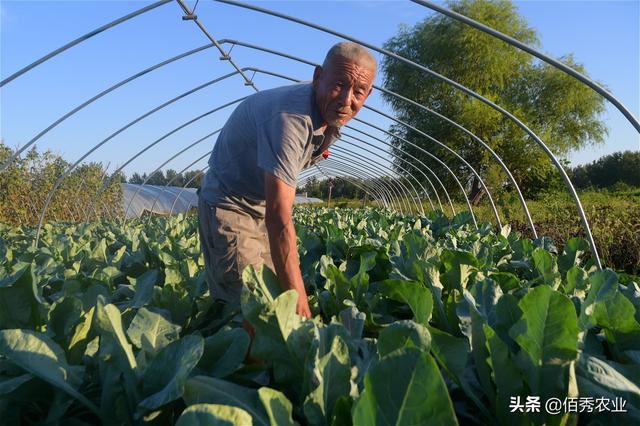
[570,151,639,190]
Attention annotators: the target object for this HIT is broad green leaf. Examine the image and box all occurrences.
[378,279,433,326]
[128,269,160,308]
[0,265,46,330]
[94,296,137,371]
[576,352,640,407]
[320,257,351,307]
[138,335,204,413]
[458,291,495,406]
[48,296,83,340]
[427,326,468,380]
[532,247,561,289]
[176,403,253,426]
[483,324,527,426]
[243,264,283,302]
[377,320,431,357]
[67,306,95,364]
[0,329,99,416]
[90,239,107,263]
[126,307,181,355]
[579,269,619,330]
[183,376,270,426]
[509,285,579,424]
[440,249,478,291]
[338,306,365,339]
[493,294,522,352]
[565,266,588,296]
[558,237,589,273]
[304,335,351,426]
[197,327,250,378]
[352,348,457,426]
[258,387,295,426]
[510,286,579,367]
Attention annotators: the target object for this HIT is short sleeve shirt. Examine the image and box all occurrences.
[199,83,339,218]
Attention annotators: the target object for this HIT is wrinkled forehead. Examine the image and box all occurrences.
[324,55,376,81]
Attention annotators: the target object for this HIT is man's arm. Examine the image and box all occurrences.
[264,172,312,318]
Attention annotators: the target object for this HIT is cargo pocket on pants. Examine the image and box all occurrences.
[212,206,242,285]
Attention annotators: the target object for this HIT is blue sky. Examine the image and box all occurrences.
[1,0,638,181]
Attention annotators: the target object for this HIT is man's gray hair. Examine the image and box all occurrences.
[322,42,377,74]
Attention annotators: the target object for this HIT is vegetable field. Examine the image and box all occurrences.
[1,208,639,425]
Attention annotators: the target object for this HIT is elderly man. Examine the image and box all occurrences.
[198,42,376,318]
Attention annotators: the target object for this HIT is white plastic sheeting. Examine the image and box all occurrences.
[295,195,323,205]
[122,183,197,219]
[122,184,322,218]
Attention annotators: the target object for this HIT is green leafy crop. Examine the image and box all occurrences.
[0,208,638,425]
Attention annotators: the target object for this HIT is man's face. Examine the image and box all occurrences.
[313,56,375,127]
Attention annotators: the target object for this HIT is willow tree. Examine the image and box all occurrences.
[381,0,607,202]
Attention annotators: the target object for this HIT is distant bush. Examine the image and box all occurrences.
[0,141,123,226]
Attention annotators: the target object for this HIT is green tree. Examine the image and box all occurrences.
[0,141,122,225]
[129,172,144,184]
[381,0,607,201]
[570,151,640,189]
[183,170,203,188]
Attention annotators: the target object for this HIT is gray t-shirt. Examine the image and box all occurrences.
[200,83,339,218]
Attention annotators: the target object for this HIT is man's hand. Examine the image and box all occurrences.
[264,172,311,318]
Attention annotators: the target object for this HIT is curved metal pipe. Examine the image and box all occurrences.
[318,159,404,212]
[344,125,455,216]
[298,167,388,209]
[94,96,242,218]
[329,149,417,214]
[308,160,399,211]
[336,138,428,215]
[353,117,479,228]
[328,150,412,214]
[176,0,259,93]
[342,129,440,213]
[144,151,213,221]
[362,105,502,228]
[176,183,205,218]
[214,0,601,267]
[169,168,209,217]
[0,43,219,173]
[33,69,243,242]
[34,89,246,246]
[0,0,172,87]
[411,0,640,133]
[299,164,390,209]
[373,85,536,236]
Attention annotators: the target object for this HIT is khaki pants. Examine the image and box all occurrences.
[197,196,274,304]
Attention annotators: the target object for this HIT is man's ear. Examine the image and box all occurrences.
[312,66,322,86]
